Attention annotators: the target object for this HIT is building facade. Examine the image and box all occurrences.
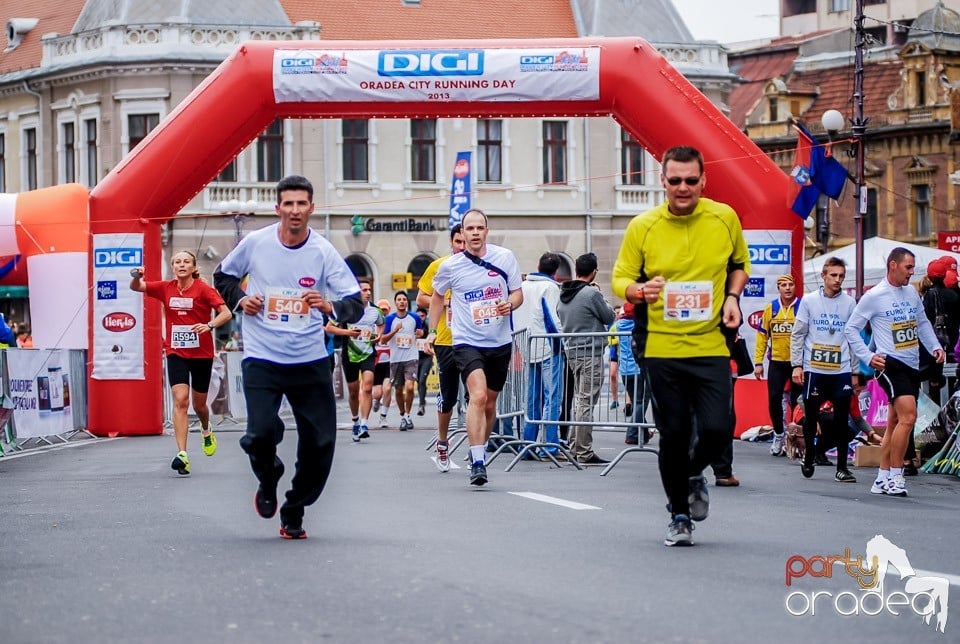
[0,0,736,316]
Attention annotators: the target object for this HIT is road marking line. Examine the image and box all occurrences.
[0,437,122,460]
[508,491,601,510]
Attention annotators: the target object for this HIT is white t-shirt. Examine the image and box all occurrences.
[384,312,422,363]
[844,278,941,370]
[791,288,856,374]
[219,224,360,364]
[432,244,522,348]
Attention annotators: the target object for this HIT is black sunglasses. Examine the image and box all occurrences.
[665,176,702,186]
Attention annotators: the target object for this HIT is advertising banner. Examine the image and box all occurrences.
[274,47,601,103]
[741,229,794,371]
[449,151,471,229]
[91,233,144,380]
[6,349,74,438]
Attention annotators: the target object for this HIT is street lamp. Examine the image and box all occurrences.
[217,199,257,247]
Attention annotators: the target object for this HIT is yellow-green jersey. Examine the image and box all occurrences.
[417,254,453,346]
[753,297,801,365]
[611,197,750,359]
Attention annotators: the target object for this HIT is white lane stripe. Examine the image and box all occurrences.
[508,491,601,510]
[0,437,122,460]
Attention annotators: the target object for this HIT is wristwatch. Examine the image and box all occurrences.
[207,322,215,330]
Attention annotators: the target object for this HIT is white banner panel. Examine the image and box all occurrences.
[91,233,144,380]
[741,229,794,372]
[28,252,89,349]
[0,193,19,256]
[6,348,73,438]
[224,350,247,419]
[274,47,601,103]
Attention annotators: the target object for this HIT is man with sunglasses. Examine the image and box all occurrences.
[612,146,749,547]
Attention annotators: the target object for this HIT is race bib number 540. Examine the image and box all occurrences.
[265,287,310,329]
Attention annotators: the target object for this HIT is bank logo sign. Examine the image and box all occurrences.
[784,535,949,633]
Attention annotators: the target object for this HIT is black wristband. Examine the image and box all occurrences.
[725,292,740,302]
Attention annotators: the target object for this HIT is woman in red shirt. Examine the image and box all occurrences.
[131,250,232,475]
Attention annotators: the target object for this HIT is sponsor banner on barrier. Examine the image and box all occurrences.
[273,47,601,103]
[741,230,794,372]
[5,349,73,438]
[91,233,144,380]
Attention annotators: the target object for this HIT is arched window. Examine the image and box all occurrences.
[345,254,373,280]
[555,253,574,282]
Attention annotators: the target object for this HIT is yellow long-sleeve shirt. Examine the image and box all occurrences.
[753,297,801,364]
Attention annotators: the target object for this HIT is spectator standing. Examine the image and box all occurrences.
[557,252,617,465]
[514,252,564,450]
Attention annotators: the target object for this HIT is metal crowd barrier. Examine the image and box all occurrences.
[0,348,93,454]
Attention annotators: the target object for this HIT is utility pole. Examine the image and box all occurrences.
[853,0,868,298]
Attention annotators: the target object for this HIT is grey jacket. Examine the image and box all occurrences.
[557,280,616,352]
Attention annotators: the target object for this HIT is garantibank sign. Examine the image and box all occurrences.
[350,215,444,236]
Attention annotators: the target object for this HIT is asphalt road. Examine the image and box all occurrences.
[1,411,958,644]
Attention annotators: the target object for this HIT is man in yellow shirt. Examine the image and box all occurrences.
[612,145,749,547]
[753,274,802,457]
[417,223,464,472]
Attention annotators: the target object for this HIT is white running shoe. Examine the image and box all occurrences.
[436,442,450,473]
[885,474,908,497]
[870,478,888,494]
[379,413,388,428]
[770,433,785,456]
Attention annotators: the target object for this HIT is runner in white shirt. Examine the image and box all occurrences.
[214,175,363,540]
[790,257,857,483]
[381,291,423,430]
[426,209,523,486]
[844,247,944,498]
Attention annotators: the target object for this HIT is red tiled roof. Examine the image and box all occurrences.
[728,48,800,128]
[280,0,578,40]
[791,60,903,130]
[0,0,85,76]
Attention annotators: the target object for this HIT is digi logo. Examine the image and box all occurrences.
[281,57,315,68]
[378,50,484,77]
[749,245,791,265]
[520,55,555,65]
[94,248,142,267]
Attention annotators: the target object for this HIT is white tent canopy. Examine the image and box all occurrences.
[804,237,960,289]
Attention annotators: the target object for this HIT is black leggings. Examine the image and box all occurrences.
[802,398,851,469]
[767,360,801,434]
[647,357,731,517]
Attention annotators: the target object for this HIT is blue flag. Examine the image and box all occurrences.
[788,122,849,219]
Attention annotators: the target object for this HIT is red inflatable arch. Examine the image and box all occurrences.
[87,37,801,436]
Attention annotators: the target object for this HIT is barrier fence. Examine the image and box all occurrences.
[0,348,93,455]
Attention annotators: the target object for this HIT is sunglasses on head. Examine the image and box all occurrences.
[665,176,701,186]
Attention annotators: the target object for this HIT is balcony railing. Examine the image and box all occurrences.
[204,183,278,212]
[41,22,320,68]
[615,184,665,211]
[655,42,729,73]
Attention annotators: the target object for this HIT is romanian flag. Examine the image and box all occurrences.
[788,121,849,219]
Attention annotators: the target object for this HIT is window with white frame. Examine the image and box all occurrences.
[61,121,76,183]
[542,121,567,184]
[216,158,237,182]
[477,119,502,183]
[23,126,38,190]
[83,118,99,187]
[0,132,5,193]
[342,119,369,182]
[128,113,159,152]
[620,129,645,185]
[411,119,436,183]
[257,119,284,182]
[829,0,850,12]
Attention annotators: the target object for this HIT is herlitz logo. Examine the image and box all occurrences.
[784,535,949,633]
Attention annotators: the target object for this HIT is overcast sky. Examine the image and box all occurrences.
[672,0,780,44]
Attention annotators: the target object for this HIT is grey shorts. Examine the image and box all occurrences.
[390,359,418,386]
